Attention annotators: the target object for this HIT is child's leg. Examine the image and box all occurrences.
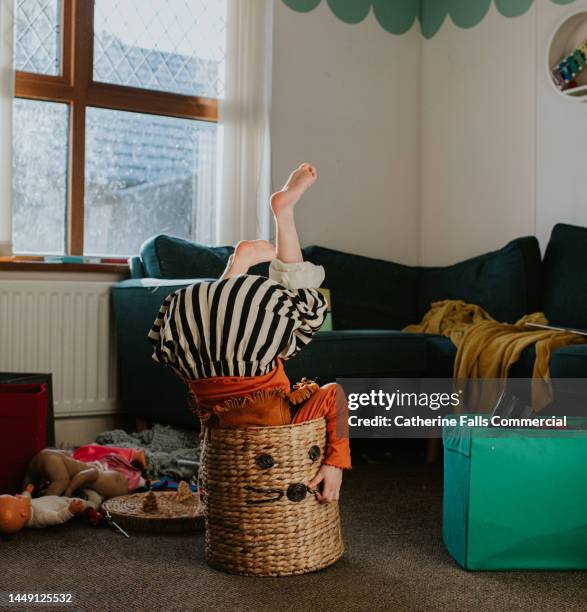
[220,239,275,280]
[271,163,317,264]
[220,162,317,279]
[292,383,350,503]
[292,383,351,470]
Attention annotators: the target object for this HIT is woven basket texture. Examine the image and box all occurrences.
[102,491,204,533]
[200,417,344,576]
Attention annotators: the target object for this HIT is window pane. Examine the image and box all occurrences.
[93,0,227,98]
[12,99,68,255]
[84,107,218,257]
[14,0,61,75]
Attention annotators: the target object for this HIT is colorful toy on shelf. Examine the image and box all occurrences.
[552,39,587,90]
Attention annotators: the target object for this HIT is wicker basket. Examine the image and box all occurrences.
[200,417,344,576]
[102,491,204,533]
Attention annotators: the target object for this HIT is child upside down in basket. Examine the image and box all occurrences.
[149,163,351,502]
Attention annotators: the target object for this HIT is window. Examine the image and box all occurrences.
[84,107,217,255]
[13,0,226,256]
[13,99,69,254]
[14,0,61,75]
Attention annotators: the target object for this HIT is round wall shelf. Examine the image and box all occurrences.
[548,11,587,101]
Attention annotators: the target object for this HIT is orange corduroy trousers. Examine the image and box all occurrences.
[187,359,351,470]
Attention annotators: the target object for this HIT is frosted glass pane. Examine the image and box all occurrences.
[14,0,61,75]
[93,0,227,98]
[12,99,68,254]
[84,107,218,256]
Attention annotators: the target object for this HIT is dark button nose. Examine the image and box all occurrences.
[286,483,307,502]
[256,454,274,469]
[309,445,321,462]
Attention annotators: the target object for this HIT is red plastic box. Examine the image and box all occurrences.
[0,383,48,494]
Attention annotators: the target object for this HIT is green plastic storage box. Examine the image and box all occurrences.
[443,421,587,570]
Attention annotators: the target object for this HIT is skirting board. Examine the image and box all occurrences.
[55,414,129,447]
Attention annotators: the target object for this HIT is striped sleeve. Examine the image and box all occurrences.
[278,288,328,360]
[147,290,185,375]
[148,293,173,349]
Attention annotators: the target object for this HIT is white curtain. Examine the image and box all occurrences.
[216,0,273,244]
[0,0,14,255]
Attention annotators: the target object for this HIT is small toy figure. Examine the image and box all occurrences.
[141,491,159,513]
[0,485,99,535]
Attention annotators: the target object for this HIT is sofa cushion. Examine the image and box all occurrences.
[140,235,234,279]
[283,330,427,382]
[417,237,541,324]
[140,234,287,279]
[422,335,539,378]
[129,256,145,279]
[423,336,456,377]
[303,246,420,330]
[549,344,587,378]
[542,223,587,329]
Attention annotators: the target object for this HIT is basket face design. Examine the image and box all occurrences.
[200,417,344,576]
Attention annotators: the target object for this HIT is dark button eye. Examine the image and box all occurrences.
[256,453,274,469]
[308,445,321,462]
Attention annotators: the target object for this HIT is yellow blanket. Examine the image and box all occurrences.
[404,300,585,408]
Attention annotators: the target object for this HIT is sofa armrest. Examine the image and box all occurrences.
[111,277,213,429]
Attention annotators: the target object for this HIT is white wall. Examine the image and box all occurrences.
[271,0,422,264]
[420,3,537,265]
[536,1,587,247]
[421,1,587,265]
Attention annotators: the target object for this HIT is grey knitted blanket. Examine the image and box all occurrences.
[95,424,200,480]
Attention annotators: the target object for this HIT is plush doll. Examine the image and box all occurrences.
[0,485,102,534]
[23,448,132,499]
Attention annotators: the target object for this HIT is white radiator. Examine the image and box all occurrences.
[0,280,118,417]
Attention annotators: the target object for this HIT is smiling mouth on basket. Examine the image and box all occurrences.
[244,486,284,504]
[244,483,313,504]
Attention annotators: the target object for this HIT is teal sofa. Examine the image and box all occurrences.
[111,223,587,429]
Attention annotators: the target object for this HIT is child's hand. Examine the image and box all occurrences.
[307,464,342,503]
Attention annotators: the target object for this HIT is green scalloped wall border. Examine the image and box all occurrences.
[282,0,579,38]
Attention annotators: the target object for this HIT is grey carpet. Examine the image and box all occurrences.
[0,458,585,612]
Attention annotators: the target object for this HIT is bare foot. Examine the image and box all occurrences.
[233,239,276,269]
[270,163,317,217]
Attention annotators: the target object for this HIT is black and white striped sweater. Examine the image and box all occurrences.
[148,264,327,380]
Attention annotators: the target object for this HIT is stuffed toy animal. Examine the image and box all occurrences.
[0,485,102,534]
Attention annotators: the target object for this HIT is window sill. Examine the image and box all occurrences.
[0,260,130,275]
